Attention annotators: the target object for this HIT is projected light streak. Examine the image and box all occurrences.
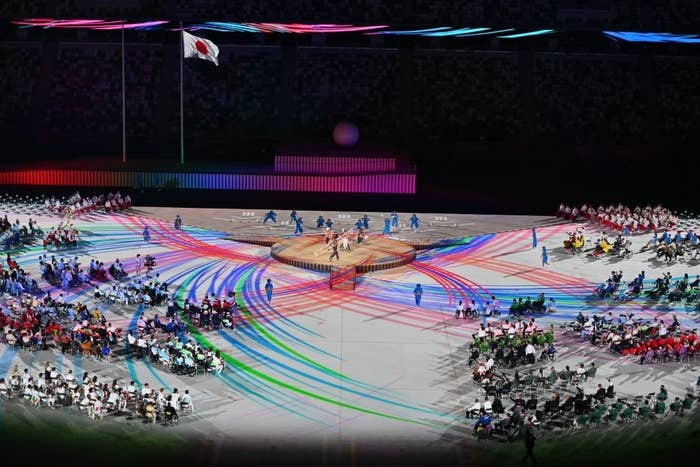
[368,26,546,37]
[234,268,456,419]
[187,22,388,34]
[12,18,168,30]
[175,269,447,427]
[457,28,516,37]
[498,29,555,38]
[218,263,339,357]
[166,265,336,422]
[603,31,700,43]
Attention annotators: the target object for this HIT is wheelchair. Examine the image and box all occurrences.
[163,405,179,425]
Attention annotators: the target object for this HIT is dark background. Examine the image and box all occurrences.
[0,0,699,214]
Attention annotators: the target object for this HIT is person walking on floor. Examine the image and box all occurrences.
[532,227,537,248]
[413,283,423,307]
[264,279,273,302]
[522,418,537,465]
[541,246,549,267]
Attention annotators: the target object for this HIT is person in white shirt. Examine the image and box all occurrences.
[456,300,466,319]
[525,343,535,363]
[141,383,152,398]
[482,397,493,414]
[467,398,482,418]
[180,389,194,414]
[492,296,500,315]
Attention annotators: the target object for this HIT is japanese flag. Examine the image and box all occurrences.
[183,30,219,66]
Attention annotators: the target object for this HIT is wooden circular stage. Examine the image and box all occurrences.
[271,234,416,273]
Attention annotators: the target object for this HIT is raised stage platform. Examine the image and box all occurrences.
[271,234,416,273]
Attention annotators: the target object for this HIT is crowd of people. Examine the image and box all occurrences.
[1,254,41,297]
[557,203,678,233]
[0,362,194,425]
[42,221,80,250]
[1,215,42,250]
[468,318,556,383]
[565,306,699,364]
[46,191,132,217]
[594,269,699,305]
[508,294,556,317]
[469,365,697,446]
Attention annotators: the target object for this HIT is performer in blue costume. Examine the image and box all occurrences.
[294,216,304,234]
[382,218,391,235]
[355,218,364,230]
[316,215,325,228]
[532,227,537,248]
[391,211,399,228]
[143,225,151,242]
[362,214,370,229]
[413,284,423,307]
[410,214,420,230]
[264,278,273,302]
[263,210,277,223]
[541,246,549,267]
[290,210,298,223]
[325,218,334,229]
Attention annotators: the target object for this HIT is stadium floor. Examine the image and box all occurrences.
[1,204,698,466]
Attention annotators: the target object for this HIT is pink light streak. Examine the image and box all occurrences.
[11,18,169,30]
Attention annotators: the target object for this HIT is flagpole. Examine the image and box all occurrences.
[180,21,184,165]
[121,20,126,163]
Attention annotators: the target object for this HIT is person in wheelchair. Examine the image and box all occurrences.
[163,400,179,425]
[144,255,156,278]
[473,409,493,439]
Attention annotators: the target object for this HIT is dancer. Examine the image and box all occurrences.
[532,227,537,248]
[324,227,332,244]
[391,211,399,228]
[357,228,365,244]
[264,279,273,302]
[541,245,549,267]
[382,218,391,235]
[174,215,183,230]
[355,218,364,230]
[294,216,304,235]
[316,215,325,229]
[142,225,151,242]
[325,218,334,229]
[329,237,340,261]
[410,214,420,230]
[290,210,298,223]
[362,214,370,229]
[263,210,277,224]
[341,233,350,251]
[413,283,423,307]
